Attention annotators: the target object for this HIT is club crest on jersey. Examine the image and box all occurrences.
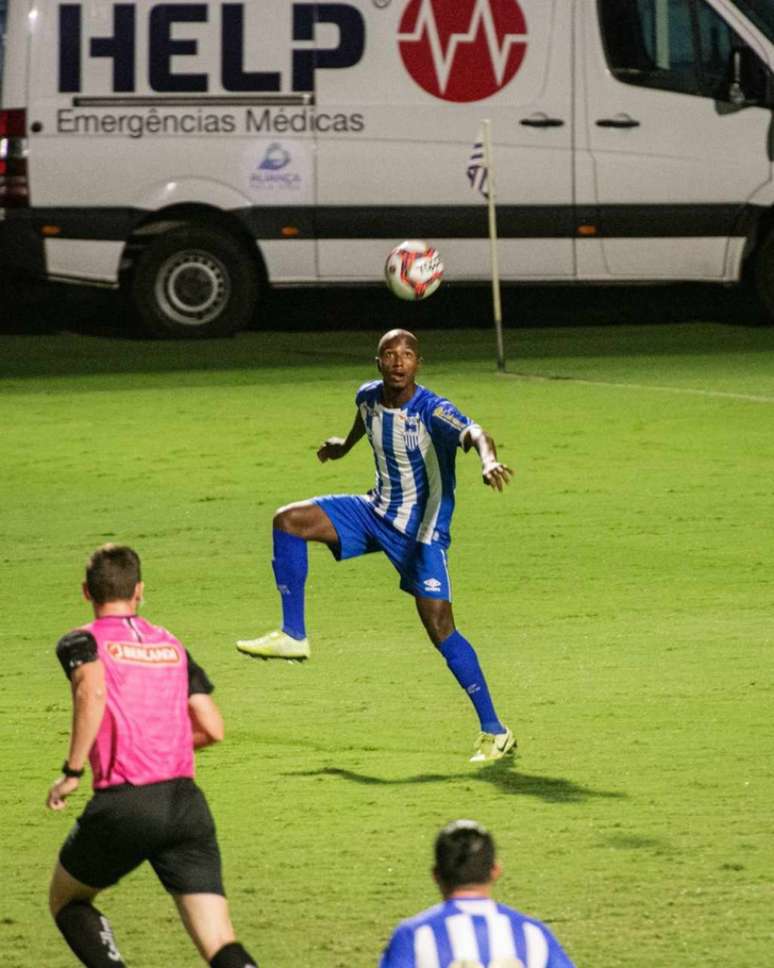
[403,415,421,450]
[106,641,180,665]
[433,405,466,431]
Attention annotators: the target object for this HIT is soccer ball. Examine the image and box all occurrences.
[384,240,444,301]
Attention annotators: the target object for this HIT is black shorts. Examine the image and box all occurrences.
[59,777,224,895]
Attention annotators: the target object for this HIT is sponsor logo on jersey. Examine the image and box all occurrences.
[403,415,422,450]
[423,577,442,591]
[398,0,528,103]
[106,641,180,665]
[433,405,467,431]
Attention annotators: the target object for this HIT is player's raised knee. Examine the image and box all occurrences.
[274,502,336,543]
[273,503,310,535]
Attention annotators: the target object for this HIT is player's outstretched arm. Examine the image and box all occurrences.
[188,693,224,749]
[317,409,366,462]
[463,426,513,492]
[47,660,106,810]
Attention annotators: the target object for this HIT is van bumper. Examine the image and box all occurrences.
[0,210,46,276]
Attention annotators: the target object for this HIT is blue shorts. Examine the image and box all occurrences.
[313,495,452,601]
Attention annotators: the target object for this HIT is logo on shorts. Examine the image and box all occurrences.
[423,577,442,591]
[106,642,180,665]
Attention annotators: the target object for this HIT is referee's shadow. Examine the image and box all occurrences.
[283,762,625,804]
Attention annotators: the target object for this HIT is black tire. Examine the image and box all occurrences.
[753,230,774,325]
[127,224,259,338]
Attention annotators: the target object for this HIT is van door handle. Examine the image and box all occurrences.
[520,113,565,128]
[596,114,640,128]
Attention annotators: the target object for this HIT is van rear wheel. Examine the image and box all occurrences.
[128,224,259,338]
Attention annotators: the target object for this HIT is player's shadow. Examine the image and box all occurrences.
[284,762,625,804]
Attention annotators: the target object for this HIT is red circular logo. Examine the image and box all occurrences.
[398,0,528,103]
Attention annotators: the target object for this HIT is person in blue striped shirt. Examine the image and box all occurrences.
[237,329,514,762]
[379,820,576,968]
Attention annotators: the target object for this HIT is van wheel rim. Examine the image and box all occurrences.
[155,250,230,326]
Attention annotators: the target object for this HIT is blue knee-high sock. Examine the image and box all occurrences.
[272,529,308,640]
[439,630,505,734]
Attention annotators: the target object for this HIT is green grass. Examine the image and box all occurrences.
[1,323,773,967]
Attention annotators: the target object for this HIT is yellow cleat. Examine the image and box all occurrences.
[236,629,310,662]
[470,727,516,763]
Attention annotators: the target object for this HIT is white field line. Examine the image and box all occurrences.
[499,371,774,404]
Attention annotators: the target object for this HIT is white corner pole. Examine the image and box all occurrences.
[482,119,505,372]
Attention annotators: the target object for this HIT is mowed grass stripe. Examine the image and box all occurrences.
[502,370,774,403]
[0,326,772,968]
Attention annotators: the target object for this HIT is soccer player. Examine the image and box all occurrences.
[237,328,514,763]
[46,544,257,968]
[379,819,576,968]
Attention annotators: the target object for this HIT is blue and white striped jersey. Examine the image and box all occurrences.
[379,897,575,968]
[356,381,477,548]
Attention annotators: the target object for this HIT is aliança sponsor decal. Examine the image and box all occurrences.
[251,142,301,191]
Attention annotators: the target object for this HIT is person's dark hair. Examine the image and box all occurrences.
[85,544,141,605]
[434,819,495,889]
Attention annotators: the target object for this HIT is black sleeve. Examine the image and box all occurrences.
[56,630,98,680]
[186,650,214,697]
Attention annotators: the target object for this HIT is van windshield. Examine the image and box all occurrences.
[0,0,7,103]
[732,1,774,43]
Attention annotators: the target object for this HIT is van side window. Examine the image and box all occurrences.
[696,3,734,96]
[599,0,768,103]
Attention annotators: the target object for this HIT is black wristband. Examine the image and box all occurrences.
[61,761,85,778]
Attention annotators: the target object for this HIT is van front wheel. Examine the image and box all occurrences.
[128,224,259,338]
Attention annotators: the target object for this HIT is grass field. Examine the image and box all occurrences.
[1,313,773,967]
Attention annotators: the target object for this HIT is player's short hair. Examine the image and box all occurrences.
[85,544,141,604]
[434,819,495,889]
[377,328,419,357]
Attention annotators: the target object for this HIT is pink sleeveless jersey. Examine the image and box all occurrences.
[84,615,194,789]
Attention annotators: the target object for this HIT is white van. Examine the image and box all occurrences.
[1,0,773,337]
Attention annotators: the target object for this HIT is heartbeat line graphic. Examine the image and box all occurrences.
[398,0,527,95]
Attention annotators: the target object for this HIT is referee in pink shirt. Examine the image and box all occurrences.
[46,544,257,968]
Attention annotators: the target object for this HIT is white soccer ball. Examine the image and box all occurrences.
[384,240,444,301]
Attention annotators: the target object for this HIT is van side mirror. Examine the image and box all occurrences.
[728,46,773,107]
[729,51,746,105]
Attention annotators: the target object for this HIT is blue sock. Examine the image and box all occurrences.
[272,529,308,640]
[439,630,505,734]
